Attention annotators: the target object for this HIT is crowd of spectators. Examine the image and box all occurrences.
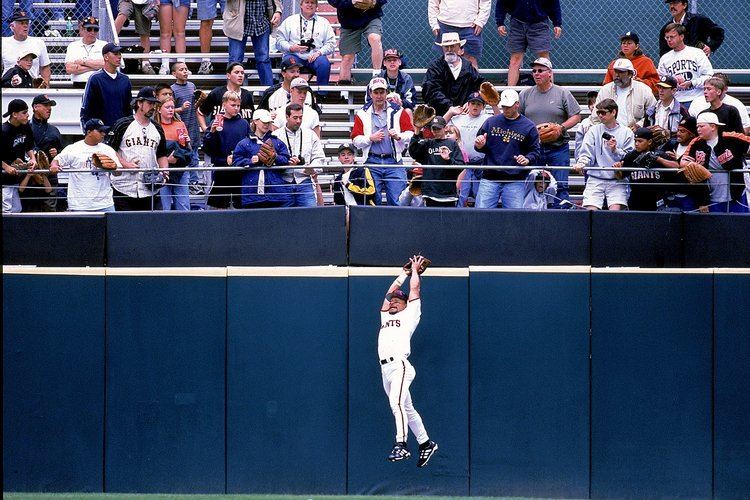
[1,0,748,213]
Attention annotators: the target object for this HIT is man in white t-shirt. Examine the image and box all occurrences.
[50,119,123,212]
[65,16,107,88]
[1,9,51,86]
[271,77,320,136]
[378,255,438,468]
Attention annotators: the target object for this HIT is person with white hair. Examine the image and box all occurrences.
[592,58,656,130]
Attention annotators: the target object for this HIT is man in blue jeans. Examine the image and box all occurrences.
[474,89,541,209]
[518,57,581,207]
[351,77,415,205]
[223,0,282,85]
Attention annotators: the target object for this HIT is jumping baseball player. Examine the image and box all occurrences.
[378,255,438,467]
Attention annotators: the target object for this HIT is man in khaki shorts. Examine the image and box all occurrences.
[329,0,386,85]
[114,0,157,74]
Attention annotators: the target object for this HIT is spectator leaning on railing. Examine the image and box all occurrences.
[275,0,336,89]
[573,99,635,211]
[2,99,37,214]
[473,89,541,209]
[2,9,51,87]
[352,77,414,206]
[49,119,123,213]
[107,86,169,211]
[65,17,106,88]
[272,103,325,207]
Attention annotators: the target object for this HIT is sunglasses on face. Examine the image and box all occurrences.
[85,27,99,32]
[596,110,612,116]
[531,69,548,74]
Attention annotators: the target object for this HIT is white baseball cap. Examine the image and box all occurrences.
[253,109,273,123]
[368,77,388,91]
[532,57,553,70]
[290,77,310,89]
[499,89,519,107]
[696,112,725,126]
[612,58,637,77]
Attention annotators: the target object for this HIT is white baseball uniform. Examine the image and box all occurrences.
[378,298,429,445]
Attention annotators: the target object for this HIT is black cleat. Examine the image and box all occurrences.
[387,442,411,462]
[417,440,438,467]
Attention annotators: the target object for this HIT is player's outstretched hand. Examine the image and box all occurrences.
[404,255,431,275]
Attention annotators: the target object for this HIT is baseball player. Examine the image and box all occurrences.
[378,255,438,467]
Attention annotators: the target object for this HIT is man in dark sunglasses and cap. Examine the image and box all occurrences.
[65,16,107,88]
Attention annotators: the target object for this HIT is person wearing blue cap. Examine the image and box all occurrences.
[49,119,123,212]
[80,42,133,130]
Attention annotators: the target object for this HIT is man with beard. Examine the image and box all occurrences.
[107,87,169,211]
[422,32,485,116]
[592,58,656,130]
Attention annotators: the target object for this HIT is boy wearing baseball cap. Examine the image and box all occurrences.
[2,99,37,212]
[372,48,417,111]
[681,112,750,212]
[1,51,36,88]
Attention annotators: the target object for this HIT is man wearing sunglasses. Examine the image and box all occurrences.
[65,17,106,88]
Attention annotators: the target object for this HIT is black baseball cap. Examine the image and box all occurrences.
[102,42,122,55]
[80,16,99,28]
[467,91,485,104]
[134,86,160,103]
[3,99,28,117]
[620,31,640,44]
[84,118,110,132]
[281,55,302,71]
[32,94,57,106]
[634,127,653,140]
[430,116,447,129]
[678,116,697,135]
[387,290,408,302]
[656,75,678,89]
[10,9,30,22]
[338,143,357,154]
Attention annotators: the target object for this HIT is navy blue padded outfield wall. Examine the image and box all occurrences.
[3,266,749,497]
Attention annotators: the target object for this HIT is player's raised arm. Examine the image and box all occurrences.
[408,255,424,301]
[381,264,411,312]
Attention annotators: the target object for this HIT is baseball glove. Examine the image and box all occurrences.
[403,256,432,275]
[648,125,670,148]
[412,104,436,129]
[33,77,48,89]
[537,122,564,143]
[36,150,50,171]
[352,0,376,10]
[257,139,277,166]
[91,153,118,170]
[193,89,208,109]
[479,81,500,106]
[681,161,712,183]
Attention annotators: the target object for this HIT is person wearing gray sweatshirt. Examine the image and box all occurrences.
[573,98,634,210]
